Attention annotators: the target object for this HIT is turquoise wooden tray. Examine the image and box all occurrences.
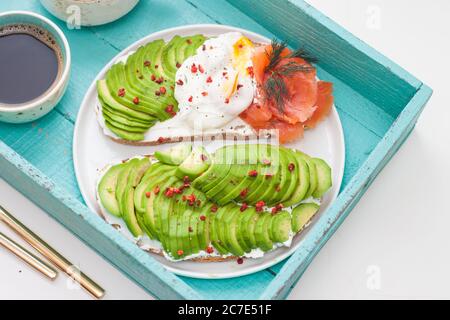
[0,0,432,299]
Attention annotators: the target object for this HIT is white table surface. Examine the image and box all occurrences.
[1,0,449,300]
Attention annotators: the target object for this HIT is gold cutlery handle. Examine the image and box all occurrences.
[0,231,58,280]
[0,205,105,299]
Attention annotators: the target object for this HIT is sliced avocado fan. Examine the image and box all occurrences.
[97,144,332,260]
[97,35,207,141]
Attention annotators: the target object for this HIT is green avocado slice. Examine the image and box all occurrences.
[282,154,310,207]
[228,209,251,256]
[175,38,189,68]
[176,146,211,180]
[206,144,253,203]
[312,158,332,198]
[154,143,192,165]
[197,204,212,251]
[208,143,257,204]
[136,39,178,109]
[136,211,153,238]
[115,159,139,212]
[177,206,193,258]
[125,46,178,117]
[255,213,273,252]
[210,205,230,255]
[239,208,257,250]
[112,63,173,119]
[301,153,318,199]
[245,145,280,204]
[134,162,169,213]
[224,207,246,256]
[188,210,201,256]
[184,35,206,58]
[205,163,242,202]
[101,99,155,126]
[119,158,151,237]
[102,112,149,133]
[266,148,292,206]
[138,39,165,81]
[142,192,157,239]
[171,188,189,258]
[198,163,231,194]
[217,204,232,255]
[152,176,177,240]
[160,178,180,251]
[121,187,143,237]
[97,80,154,122]
[192,144,237,191]
[98,163,125,217]
[168,210,179,258]
[292,203,320,233]
[141,167,177,240]
[150,38,169,80]
[215,164,251,205]
[104,121,145,141]
[279,148,299,203]
[182,188,208,257]
[108,63,170,118]
[269,211,291,243]
[190,165,214,191]
[128,158,152,187]
[161,36,183,80]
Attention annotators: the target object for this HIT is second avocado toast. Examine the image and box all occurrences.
[98,144,332,262]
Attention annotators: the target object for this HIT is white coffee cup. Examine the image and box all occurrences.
[40,0,140,27]
[0,11,71,124]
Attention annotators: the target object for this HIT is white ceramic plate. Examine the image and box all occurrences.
[73,24,345,279]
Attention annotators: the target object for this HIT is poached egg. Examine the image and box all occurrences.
[170,32,256,130]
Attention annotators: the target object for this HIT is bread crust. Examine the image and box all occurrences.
[143,247,237,263]
[107,129,276,146]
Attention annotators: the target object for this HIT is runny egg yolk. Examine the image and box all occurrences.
[233,36,254,74]
[224,37,254,99]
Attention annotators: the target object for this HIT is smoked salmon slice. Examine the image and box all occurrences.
[239,102,272,128]
[270,120,304,144]
[269,57,317,124]
[241,41,333,143]
[304,81,334,129]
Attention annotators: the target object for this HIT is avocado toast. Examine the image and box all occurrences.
[97,143,332,262]
[96,32,292,147]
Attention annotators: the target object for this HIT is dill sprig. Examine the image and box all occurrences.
[265,39,288,73]
[264,76,289,112]
[276,61,315,76]
[262,40,317,112]
[288,48,318,64]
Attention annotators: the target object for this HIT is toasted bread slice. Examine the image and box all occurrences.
[95,102,276,146]
[95,40,270,146]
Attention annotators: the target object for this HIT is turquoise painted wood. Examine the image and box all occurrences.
[0,0,432,299]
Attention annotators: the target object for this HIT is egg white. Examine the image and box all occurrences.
[170,32,256,131]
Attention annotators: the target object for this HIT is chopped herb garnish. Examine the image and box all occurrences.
[263,39,317,112]
[288,48,318,63]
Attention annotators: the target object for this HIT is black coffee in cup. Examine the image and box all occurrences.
[0,24,64,105]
